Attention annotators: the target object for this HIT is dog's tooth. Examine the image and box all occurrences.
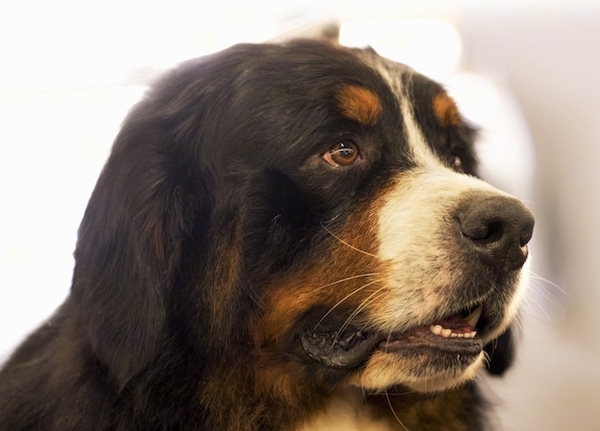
[429,325,443,336]
[464,306,483,328]
[430,324,478,339]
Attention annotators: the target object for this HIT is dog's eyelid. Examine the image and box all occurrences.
[321,141,362,167]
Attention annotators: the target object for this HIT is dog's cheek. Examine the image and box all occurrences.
[249,196,388,392]
[362,171,454,329]
[240,170,320,276]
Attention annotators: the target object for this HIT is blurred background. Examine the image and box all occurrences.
[1,0,598,429]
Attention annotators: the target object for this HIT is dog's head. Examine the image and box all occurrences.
[72,40,533,397]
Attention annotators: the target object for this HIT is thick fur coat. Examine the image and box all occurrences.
[0,40,533,430]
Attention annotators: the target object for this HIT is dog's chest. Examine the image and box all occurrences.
[295,391,394,431]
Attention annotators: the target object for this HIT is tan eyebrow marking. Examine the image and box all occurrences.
[335,85,383,126]
[432,92,463,128]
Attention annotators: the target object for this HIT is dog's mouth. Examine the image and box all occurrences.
[299,305,488,369]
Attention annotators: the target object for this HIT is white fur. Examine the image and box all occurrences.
[347,56,529,393]
[296,389,393,431]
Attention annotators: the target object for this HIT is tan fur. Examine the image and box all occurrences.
[433,92,463,128]
[295,386,479,431]
[335,85,383,126]
[295,390,392,431]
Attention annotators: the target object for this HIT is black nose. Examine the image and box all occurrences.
[457,194,534,273]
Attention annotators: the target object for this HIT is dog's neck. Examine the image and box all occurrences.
[203,362,482,430]
[295,386,481,431]
[295,389,393,431]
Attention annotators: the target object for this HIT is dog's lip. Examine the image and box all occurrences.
[379,322,483,356]
[300,305,488,369]
[378,305,486,355]
[300,325,382,369]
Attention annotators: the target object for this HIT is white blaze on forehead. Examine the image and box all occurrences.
[363,56,443,169]
[397,81,442,169]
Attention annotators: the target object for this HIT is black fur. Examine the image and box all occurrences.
[0,40,516,430]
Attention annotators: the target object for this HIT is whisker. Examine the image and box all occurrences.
[530,271,569,296]
[314,278,384,330]
[385,390,411,431]
[320,222,380,259]
[382,309,408,353]
[528,278,559,306]
[512,313,526,333]
[520,272,567,322]
[313,272,380,292]
[341,286,388,332]
[520,294,552,321]
[529,271,568,296]
[334,284,389,342]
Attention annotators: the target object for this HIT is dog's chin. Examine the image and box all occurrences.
[352,348,487,394]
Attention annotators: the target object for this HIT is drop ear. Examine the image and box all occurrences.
[70,122,207,388]
[484,326,517,376]
[67,49,250,388]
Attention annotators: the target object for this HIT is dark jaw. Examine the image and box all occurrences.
[300,325,484,370]
[380,326,484,356]
[299,307,488,370]
[300,324,381,369]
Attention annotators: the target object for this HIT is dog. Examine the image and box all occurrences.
[0,39,534,430]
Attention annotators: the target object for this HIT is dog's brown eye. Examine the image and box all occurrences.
[323,142,361,167]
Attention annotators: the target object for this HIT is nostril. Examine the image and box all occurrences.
[463,219,504,244]
[519,219,535,247]
[486,221,504,243]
